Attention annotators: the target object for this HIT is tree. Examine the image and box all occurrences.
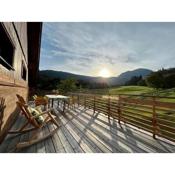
[146,71,164,89]
[58,78,77,94]
[164,74,175,88]
[37,75,60,90]
[137,78,147,86]
[125,75,142,86]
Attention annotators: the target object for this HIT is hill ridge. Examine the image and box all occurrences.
[39,68,152,86]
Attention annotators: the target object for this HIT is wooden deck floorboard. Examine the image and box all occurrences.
[1,104,175,153]
[71,109,158,152]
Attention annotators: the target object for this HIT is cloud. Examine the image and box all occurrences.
[40,22,175,76]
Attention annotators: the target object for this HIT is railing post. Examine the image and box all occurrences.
[93,95,96,113]
[71,94,74,109]
[84,95,86,109]
[108,95,111,118]
[118,95,122,124]
[78,94,80,107]
[152,96,157,139]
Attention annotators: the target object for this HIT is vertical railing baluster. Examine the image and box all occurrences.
[78,94,79,107]
[84,95,86,109]
[152,96,157,139]
[93,95,96,113]
[71,94,74,109]
[108,95,111,118]
[118,95,121,124]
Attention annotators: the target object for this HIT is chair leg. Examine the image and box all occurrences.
[19,121,30,132]
[30,128,40,140]
[14,127,59,151]
[50,116,60,127]
[8,120,25,134]
[8,126,36,134]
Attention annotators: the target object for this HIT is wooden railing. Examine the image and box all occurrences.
[70,93,175,143]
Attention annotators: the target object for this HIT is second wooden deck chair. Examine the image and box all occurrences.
[33,95,48,110]
[8,94,60,151]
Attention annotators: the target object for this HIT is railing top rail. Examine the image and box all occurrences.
[69,92,175,99]
[114,93,175,99]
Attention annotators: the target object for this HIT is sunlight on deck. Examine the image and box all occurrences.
[0,102,175,153]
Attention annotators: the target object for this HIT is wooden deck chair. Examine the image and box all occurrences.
[8,96,60,151]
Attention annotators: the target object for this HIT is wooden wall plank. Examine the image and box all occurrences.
[0,22,28,143]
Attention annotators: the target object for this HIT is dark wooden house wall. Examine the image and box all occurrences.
[0,22,42,143]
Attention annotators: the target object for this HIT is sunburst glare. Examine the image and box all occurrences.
[99,68,111,78]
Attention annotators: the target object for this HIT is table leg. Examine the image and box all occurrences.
[48,99,50,109]
[63,100,66,112]
[57,100,60,108]
[52,99,54,107]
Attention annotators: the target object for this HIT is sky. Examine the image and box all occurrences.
[40,22,175,77]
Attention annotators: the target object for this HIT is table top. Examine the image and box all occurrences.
[45,94,70,99]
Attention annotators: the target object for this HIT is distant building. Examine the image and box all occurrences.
[0,22,42,143]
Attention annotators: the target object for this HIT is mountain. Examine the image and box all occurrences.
[39,68,152,86]
[108,68,152,85]
[39,70,106,83]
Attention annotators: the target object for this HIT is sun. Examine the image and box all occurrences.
[99,68,111,78]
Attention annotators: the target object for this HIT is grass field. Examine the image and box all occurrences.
[109,86,175,102]
[80,86,175,98]
[109,86,155,95]
[109,86,175,97]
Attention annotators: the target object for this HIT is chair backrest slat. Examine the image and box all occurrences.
[34,95,48,107]
[16,94,26,104]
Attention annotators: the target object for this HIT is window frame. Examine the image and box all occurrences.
[21,60,27,81]
[0,23,15,71]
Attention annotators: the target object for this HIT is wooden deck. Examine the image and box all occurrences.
[0,103,175,153]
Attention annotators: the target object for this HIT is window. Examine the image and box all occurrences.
[0,23,14,70]
[21,61,27,81]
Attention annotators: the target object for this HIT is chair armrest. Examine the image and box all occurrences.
[22,101,34,107]
[35,108,54,118]
[23,104,29,107]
